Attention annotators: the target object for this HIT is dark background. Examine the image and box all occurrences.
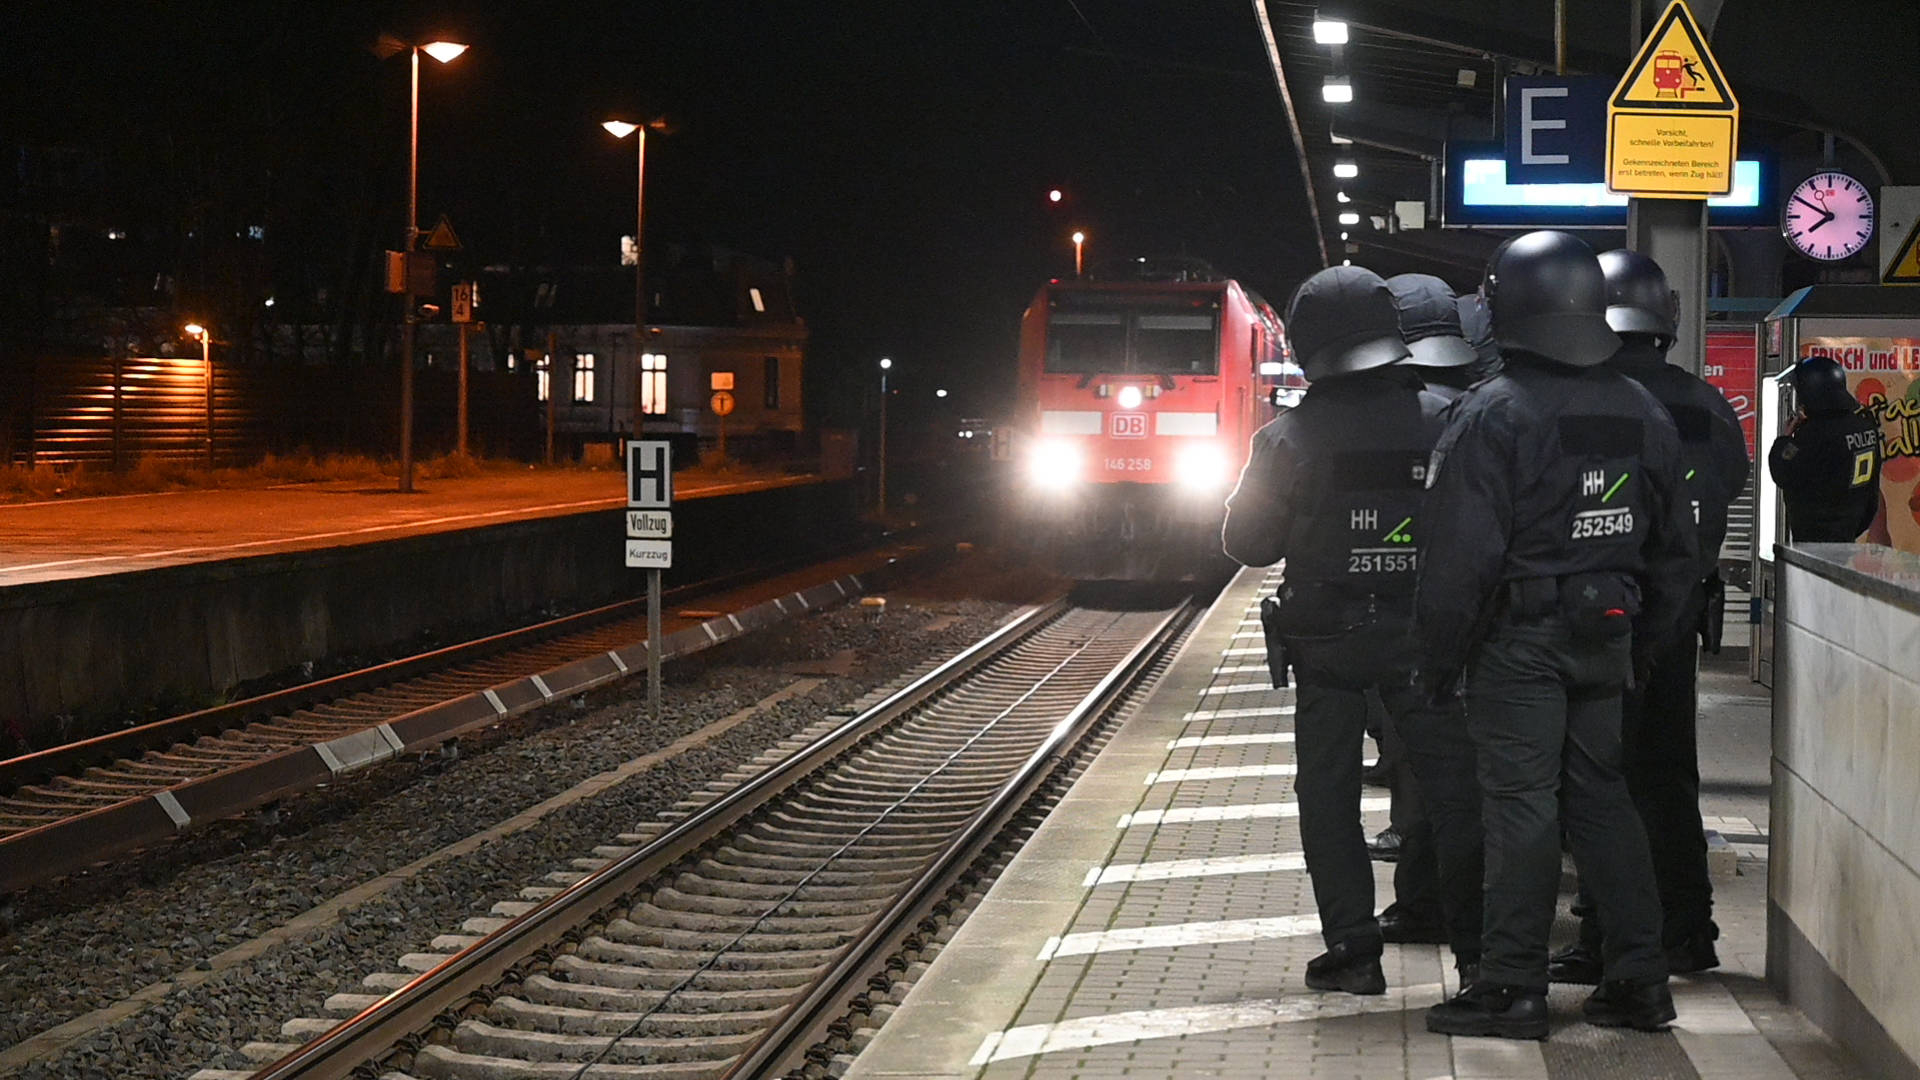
[5,1,1916,431]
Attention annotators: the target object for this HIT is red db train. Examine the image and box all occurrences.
[1009,258,1297,580]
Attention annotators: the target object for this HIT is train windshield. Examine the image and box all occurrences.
[1044,302,1219,375]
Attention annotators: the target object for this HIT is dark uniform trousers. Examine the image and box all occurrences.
[1467,611,1666,989]
[1291,615,1482,956]
[1579,580,1714,949]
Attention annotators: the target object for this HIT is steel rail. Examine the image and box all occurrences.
[722,599,1193,1078]
[245,596,1072,1080]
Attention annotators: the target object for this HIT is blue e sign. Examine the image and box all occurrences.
[1503,76,1611,184]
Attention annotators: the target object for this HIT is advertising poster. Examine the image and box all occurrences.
[1704,327,1758,461]
[1799,336,1920,554]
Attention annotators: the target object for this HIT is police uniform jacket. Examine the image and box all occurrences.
[1414,357,1698,673]
[1611,340,1750,578]
[1767,408,1882,542]
[1224,366,1449,596]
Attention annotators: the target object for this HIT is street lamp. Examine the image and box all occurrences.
[1071,230,1086,278]
[878,357,893,517]
[604,116,671,380]
[184,322,213,467]
[388,35,467,493]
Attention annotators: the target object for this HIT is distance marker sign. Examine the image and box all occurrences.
[1605,0,1738,198]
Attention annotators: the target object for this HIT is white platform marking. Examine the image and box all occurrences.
[1167,732,1295,750]
[1036,913,1322,960]
[1083,850,1306,886]
[1145,763,1298,785]
[1451,1036,1550,1079]
[1182,705,1295,722]
[1671,975,1800,1079]
[969,984,1444,1065]
[1120,795,1391,829]
[1220,647,1268,657]
[1229,630,1265,640]
[1197,683,1279,697]
[1212,664,1271,676]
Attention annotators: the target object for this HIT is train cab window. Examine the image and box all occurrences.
[1044,312,1125,374]
[1132,314,1217,375]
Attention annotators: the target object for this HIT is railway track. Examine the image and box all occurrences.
[0,547,932,897]
[222,591,1193,1080]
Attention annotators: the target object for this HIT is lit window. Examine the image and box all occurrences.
[574,353,595,402]
[536,356,550,401]
[640,352,668,415]
[763,356,780,409]
[748,287,766,313]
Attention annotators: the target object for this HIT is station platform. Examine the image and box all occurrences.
[0,468,813,587]
[850,566,1866,1080]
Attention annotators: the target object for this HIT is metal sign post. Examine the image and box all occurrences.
[627,440,674,720]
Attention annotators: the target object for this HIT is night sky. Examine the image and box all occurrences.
[9,2,1916,430]
[6,1,1314,427]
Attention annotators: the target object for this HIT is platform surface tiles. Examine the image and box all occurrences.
[849,566,1865,1080]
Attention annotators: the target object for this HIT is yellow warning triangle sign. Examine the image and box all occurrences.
[1612,0,1737,111]
[423,215,462,251]
[1885,218,1920,284]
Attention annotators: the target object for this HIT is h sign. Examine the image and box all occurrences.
[627,440,673,508]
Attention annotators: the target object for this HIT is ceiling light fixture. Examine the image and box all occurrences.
[1321,76,1353,104]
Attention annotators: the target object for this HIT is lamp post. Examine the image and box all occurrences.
[604,116,670,430]
[878,357,892,517]
[1071,230,1086,278]
[396,37,467,493]
[184,322,213,467]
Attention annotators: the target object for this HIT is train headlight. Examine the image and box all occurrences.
[1028,438,1083,489]
[1116,385,1143,410]
[1174,442,1231,492]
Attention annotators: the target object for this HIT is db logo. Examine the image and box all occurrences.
[1111,413,1149,438]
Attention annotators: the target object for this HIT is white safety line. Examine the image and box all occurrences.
[1670,975,1800,1079]
[968,984,1444,1065]
[1037,913,1322,960]
[1167,732,1294,750]
[1083,850,1306,886]
[1182,704,1295,721]
[1145,763,1297,785]
[1450,1036,1550,1079]
[1120,795,1391,829]
[1220,646,1268,657]
[1229,630,1265,640]
[1197,683,1279,697]
[1211,664,1271,676]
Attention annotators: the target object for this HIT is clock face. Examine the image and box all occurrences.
[1783,171,1875,262]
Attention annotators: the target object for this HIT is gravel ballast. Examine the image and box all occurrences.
[0,572,1030,1080]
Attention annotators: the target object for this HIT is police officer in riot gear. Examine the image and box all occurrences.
[1550,249,1751,984]
[1224,265,1453,995]
[1416,231,1697,1038]
[1361,273,1486,956]
[1768,355,1883,542]
[1457,290,1504,381]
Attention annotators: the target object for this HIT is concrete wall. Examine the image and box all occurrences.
[1771,545,1920,1080]
[0,480,858,753]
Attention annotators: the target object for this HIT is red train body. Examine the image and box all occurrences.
[1009,264,1294,579]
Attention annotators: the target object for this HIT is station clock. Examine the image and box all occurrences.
[1782,171,1875,262]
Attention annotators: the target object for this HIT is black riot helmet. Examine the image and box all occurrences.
[1480,230,1621,368]
[1387,274,1477,368]
[1597,248,1679,342]
[1285,265,1411,381]
[1786,355,1858,415]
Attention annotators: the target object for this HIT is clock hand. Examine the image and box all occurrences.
[1792,194,1827,215]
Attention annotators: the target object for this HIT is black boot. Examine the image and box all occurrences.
[1665,926,1721,974]
[1548,942,1603,984]
[1582,976,1677,1031]
[1378,906,1448,944]
[1305,939,1386,996]
[1366,826,1403,862]
[1425,981,1549,1039]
